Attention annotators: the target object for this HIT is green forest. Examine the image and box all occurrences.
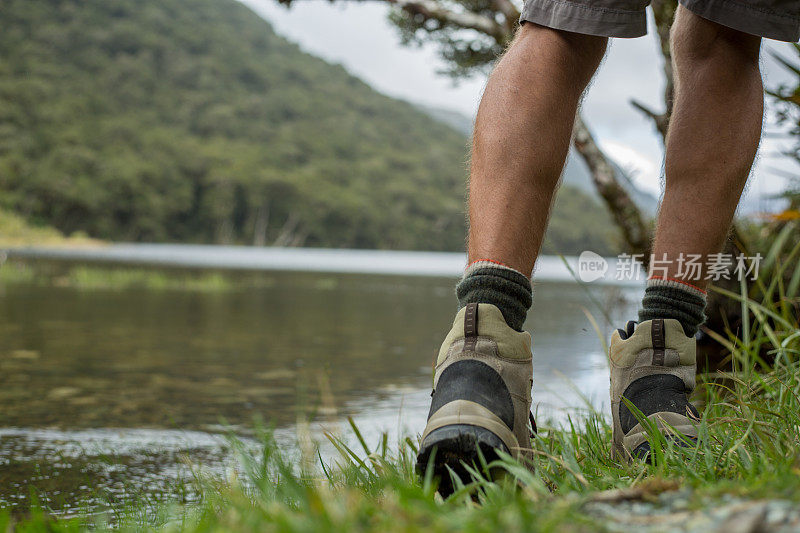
[0,0,621,254]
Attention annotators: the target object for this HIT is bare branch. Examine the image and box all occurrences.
[573,114,651,258]
[647,0,677,142]
[630,98,669,139]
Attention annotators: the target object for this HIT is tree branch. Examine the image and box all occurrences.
[279,0,515,44]
[573,114,651,258]
[385,0,511,43]
[630,98,669,139]
[644,0,676,143]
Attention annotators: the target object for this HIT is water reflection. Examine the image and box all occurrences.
[0,270,641,513]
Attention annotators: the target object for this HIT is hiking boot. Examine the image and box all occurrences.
[609,318,700,461]
[416,303,535,493]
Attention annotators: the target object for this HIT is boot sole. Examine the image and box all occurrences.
[415,424,509,497]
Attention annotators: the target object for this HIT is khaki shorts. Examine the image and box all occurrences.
[520,0,800,41]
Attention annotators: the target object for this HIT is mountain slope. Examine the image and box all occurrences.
[0,0,621,254]
[1,0,473,250]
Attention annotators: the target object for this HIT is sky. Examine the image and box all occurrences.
[243,0,798,211]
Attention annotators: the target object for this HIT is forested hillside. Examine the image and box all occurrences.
[0,0,620,254]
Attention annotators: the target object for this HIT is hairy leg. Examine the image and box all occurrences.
[653,6,763,289]
[467,24,607,275]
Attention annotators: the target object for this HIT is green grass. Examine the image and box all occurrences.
[0,261,277,292]
[4,335,800,532]
[2,233,799,531]
[0,208,99,248]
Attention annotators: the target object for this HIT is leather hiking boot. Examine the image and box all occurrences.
[609,318,700,461]
[416,303,535,494]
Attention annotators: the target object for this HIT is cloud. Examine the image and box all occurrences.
[600,140,662,196]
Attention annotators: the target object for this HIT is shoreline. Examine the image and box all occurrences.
[2,243,644,285]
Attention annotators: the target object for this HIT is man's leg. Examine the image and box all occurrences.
[610,7,763,461]
[640,5,763,335]
[468,24,608,276]
[456,25,607,332]
[416,23,606,491]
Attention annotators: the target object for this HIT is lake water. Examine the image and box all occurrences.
[0,246,642,515]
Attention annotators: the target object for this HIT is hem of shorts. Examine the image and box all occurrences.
[519,0,646,38]
[680,0,800,42]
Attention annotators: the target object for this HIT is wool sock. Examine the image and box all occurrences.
[456,260,532,331]
[638,277,707,337]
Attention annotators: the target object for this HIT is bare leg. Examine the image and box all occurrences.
[653,6,763,288]
[419,23,606,486]
[468,24,607,275]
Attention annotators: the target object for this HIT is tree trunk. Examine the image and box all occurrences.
[273,213,300,247]
[572,114,652,259]
[253,201,270,247]
[217,217,234,245]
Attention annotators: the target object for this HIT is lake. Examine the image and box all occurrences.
[0,246,641,515]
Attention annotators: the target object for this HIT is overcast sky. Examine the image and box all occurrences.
[243,0,798,210]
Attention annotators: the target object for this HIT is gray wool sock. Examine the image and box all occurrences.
[638,277,707,337]
[456,261,532,331]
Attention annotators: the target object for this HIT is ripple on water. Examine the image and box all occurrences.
[0,428,254,516]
